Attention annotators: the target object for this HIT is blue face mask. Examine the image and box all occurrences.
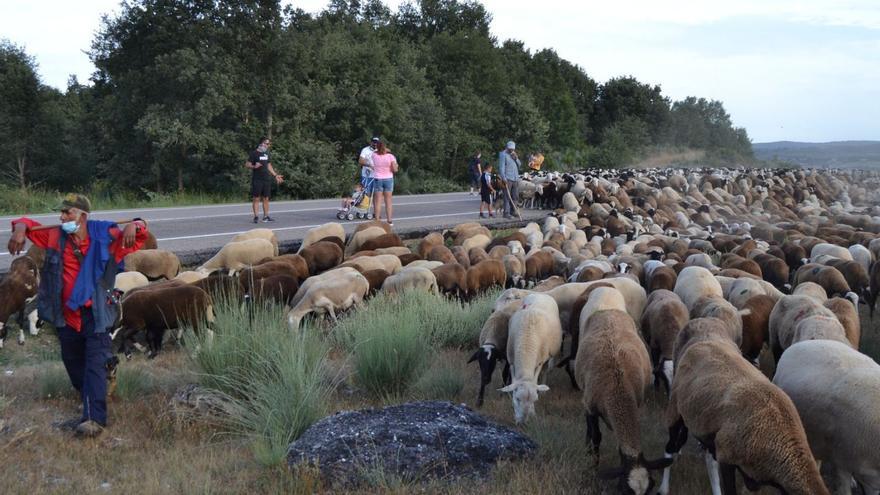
[61,220,79,234]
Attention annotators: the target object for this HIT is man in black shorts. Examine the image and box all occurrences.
[245,137,284,223]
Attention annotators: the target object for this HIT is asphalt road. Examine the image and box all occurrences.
[0,192,547,272]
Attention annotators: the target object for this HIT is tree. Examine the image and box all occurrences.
[0,40,41,188]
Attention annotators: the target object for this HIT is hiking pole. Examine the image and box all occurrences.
[27,219,136,232]
[502,182,523,221]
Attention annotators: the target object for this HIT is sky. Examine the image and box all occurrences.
[2,0,879,143]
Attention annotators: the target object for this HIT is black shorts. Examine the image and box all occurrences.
[480,190,492,204]
[251,179,272,198]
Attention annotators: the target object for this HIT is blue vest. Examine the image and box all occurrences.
[37,227,121,333]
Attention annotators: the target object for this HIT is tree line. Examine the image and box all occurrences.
[0,0,753,200]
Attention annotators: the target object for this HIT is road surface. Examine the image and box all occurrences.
[0,192,546,272]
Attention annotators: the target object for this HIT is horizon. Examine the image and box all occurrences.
[2,0,879,143]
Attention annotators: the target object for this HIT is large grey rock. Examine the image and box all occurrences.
[286,400,536,486]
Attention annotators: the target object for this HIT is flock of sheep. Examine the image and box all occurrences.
[2,165,880,494]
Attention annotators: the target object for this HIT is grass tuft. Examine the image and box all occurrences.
[412,356,466,400]
[114,365,159,401]
[37,364,73,399]
[186,292,335,466]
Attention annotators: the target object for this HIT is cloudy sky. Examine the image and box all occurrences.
[3,0,878,143]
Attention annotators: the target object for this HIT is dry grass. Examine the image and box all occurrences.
[1,298,878,494]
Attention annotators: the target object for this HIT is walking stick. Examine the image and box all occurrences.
[503,182,522,221]
[27,219,136,232]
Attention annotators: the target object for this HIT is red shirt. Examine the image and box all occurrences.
[11,218,149,331]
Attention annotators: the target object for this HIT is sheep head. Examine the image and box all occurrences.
[499,380,549,424]
[598,453,673,495]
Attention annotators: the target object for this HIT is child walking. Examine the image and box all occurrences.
[479,164,495,218]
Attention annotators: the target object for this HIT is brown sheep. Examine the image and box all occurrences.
[824,258,869,301]
[740,295,776,363]
[823,297,860,349]
[427,244,457,264]
[238,261,302,293]
[794,263,855,301]
[113,285,213,359]
[300,241,343,276]
[716,268,761,280]
[192,272,241,300]
[450,246,471,269]
[359,233,403,252]
[417,232,444,259]
[525,251,555,283]
[432,263,467,298]
[398,253,421,266]
[486,232,529,252]
[354,220,392,235]
[0,256,40,348]
[721,254,762,278]
[143,230,158,250]
[316,235,345,252]
[640,289,689,392]
[465,259,506,299]
[781,241,808,272]
[869,261,880,319]
[245,274,299,307]
[269,254,310,282]
[575,265,606,283]
[488,245,511,260]
[468,247,489,266]
[752,253,791,291]
[647,265,677,293]
[358,268,390,296]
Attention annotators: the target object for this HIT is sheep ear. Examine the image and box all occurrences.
[498,384,516,393]
[536,384,550,393]
[467,349,482,364]
[642,456,675,470]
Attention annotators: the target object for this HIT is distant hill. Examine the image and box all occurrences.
[753,140,880,168]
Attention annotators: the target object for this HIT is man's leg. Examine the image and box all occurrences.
[509,181,519,215]
[262,196,270,218]
[57,325,86,394]
[81,310,109,426]
[503,183,513,216]
[252,197,259,220]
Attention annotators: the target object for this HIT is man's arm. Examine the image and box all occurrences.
[267,163,284,182]
[109,220,149,262]
[7,218,53,255]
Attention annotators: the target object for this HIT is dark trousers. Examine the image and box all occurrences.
[57,308,112,426]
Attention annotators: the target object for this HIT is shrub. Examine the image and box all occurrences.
[114,365,158,400]
[187,293,335,466]
[412,358,466,400]
[37,364,73,399]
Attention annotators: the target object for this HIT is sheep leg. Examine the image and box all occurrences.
[659,417,689,495]
[585,412,601,464]
[705,451,724,495]
[501,362,511,385]
[718,461,737,495]
[27,309,39,336]
[564,361,580,391]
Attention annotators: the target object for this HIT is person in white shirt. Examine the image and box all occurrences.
[359,137,379,191]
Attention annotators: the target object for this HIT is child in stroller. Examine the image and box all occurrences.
[337,176,375,220]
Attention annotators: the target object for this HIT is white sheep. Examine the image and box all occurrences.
[562,191,579,213]
[810,242,853,263]
[792,281,828,302]
[124,249,181,280]
[344,226,386,257]
[499,293,563,424]
[114,271,149,293]
[197,238,275,276]
[286,268,369,330]
[848,244,874,277]
[674,266,723,312]
[232,228,279,256]
[768,295,850,363]
[381,266,438,295]
[174,270,208,284]
[726,277,784,309]
[405,260,444,270]
[298,222,345,254]
[468,299,524,407]
[340,254,402,275]
[773,340,880,495]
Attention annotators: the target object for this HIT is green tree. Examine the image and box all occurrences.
[0,40,42,188]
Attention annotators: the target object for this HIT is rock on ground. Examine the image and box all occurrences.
[286,400,536,486]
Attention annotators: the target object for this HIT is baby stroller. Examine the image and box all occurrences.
[337,175,376,221]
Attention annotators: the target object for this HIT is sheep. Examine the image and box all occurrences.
[237,261,303,294]
[340,254,402,275]
[450,245,471,268]
[244,274,299,307]
[286,268,369,330]
[406,260,444,270]
[266,254,311,282]
[499,293,563,423]
[794,263,856,301]
[792,281,828,302]
[825,258,870,301]
[468,247,490,266]
[115,271,150,293]
[381,266,438,295]
[374,246,411,257]
[772,340,880,495]
[752,252,790,291]
[231,228,279,256]
[298,222,344,253]
[124,249,180,280]
[191,272,241,300]
[462,233,492,253]
[467,299,523,407]
[501,254,525,289]
[810,242,853,263]
[197,238,275,276]
[524,251,555,283]
[358,268,390,296]
[739,295,776,364]
[689,296,744,347]
[556,285,627,383]
[300,240,344,275]
[823,297,860,349]
[432,262,467,298]
[646,264,677,293]
[849,243,874,276]
[0,256,40,348]
[576,309,672,493]
[112,284,214,359]
[427,244,457,264]
[488,245,511,260]
[360,233,403,252]
[173,271,207,284]
[640,289,689,392]
[465,259,507,299]
[673,266,723,312]
[398,253,421,266]
[562,191,580,213]
[768,295,850,363]
[344,226,386,257]
[531,275,566,292]
[417,232,444,259]
[660,324,829,495]
[726,277,784,309]
[869,261,880,318]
